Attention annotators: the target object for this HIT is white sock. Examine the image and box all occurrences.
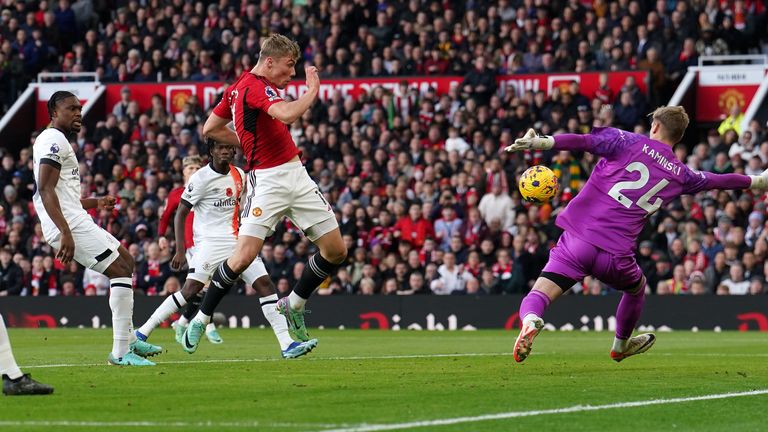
[260,294,294,350]
[139,292,187,338]
[522,314,542,327]
[109,278,134,358]
[612,337,629,353]
[193,311,212,325]
[0,314,23,380]
[206,322,216,333]
[288,291,307,311]
[177,315,189,326]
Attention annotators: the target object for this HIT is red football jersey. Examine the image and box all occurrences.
[213,72,300,170]
[159,186,195,248]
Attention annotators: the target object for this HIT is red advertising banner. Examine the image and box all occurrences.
[696,85,761,122]
[88,71,648,128]
[102,82,227,118]
[279,71,648,102]
[695,68,767,122]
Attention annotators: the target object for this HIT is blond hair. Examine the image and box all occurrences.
[259,34,300,61]
[650,106,689,143]
[182,155,203,167]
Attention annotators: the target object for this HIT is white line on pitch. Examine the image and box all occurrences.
[319,389,768,432]
[20,352,516,369]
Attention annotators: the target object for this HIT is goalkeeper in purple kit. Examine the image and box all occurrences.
[505,106,768,363]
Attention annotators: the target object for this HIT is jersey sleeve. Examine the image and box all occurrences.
[583,127,635,159]
[35,133,70,170]
[682,168,751,195]
[247,80,284,112]
[212,86,233,120]
[180,173,206,208]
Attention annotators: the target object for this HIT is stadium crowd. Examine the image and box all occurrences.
[1,0,768,297]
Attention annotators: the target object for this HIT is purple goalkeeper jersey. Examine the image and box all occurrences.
[554,127,750,255]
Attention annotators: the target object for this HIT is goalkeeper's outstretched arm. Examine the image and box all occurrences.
[504,128,597,153]
[697,170,768,191]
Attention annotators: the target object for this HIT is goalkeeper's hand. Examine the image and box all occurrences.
[749,168,768,189]
[504,128,555,152]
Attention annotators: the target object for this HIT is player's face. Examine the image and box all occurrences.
[183,163,201,183]
[53,96,83,134]
[269,56,297,89]
[212,143,236,165]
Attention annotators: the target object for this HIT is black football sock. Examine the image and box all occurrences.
[292,253,340,299]
[182,293,203,321]
[199,261,239,316]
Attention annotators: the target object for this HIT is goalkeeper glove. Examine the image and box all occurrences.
[504,128,555,152]
[749,168,768,189]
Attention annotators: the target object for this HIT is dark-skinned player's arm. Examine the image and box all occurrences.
[80,196,117,211]
[170,201,192,271]
[37,162,75,264]
[267,66,320,124]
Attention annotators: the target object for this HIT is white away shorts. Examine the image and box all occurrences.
[239,161,338,241]
[187,240,267,286]
[47,219,121,274]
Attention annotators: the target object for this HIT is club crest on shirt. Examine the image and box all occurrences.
[252,207,262,217]
[264,86,280,102]
[203,261,212,271]
[226,187,233,197]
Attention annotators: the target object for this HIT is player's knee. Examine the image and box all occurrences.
[228,255,252,273]
[124,254,135,272]
[114,254,134,277]
[324,245,347,265]
[251,276,275,297]
[181,281,203,299]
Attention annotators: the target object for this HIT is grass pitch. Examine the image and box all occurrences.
[2,328,767,432]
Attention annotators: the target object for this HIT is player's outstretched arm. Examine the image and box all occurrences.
[505,128,600,153]
[38,163,75,263]
[267,66,320,124]
[688,168,768,193]
[202,113,240,147]
[170,201,192,271]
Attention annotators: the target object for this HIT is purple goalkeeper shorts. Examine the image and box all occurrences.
[542,231,643,291]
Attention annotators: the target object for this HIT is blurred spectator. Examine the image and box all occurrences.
[718,104,745,136]
[0,247,22,296]
[720,262,750,295]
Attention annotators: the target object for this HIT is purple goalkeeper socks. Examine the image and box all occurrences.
[519,290,551,321]
[615,289,646,340]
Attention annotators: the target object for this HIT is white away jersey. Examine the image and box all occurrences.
[33,128,89,240]
[181,164,245,242]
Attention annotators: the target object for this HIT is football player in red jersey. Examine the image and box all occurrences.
[182,34,347,351]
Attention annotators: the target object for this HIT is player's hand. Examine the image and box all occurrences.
[57,231,75,264]
[504,128,555,152]
[305,66,320,93]
[171,251,187,271]
[98,196,116,211]
[158,237,169,251]
[748,168,768,189]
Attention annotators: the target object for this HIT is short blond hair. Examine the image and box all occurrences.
[259,34,300,61]
[651,106,689,143]
[182,155,203,167]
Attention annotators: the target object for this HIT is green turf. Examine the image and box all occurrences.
[2,328,767,432]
